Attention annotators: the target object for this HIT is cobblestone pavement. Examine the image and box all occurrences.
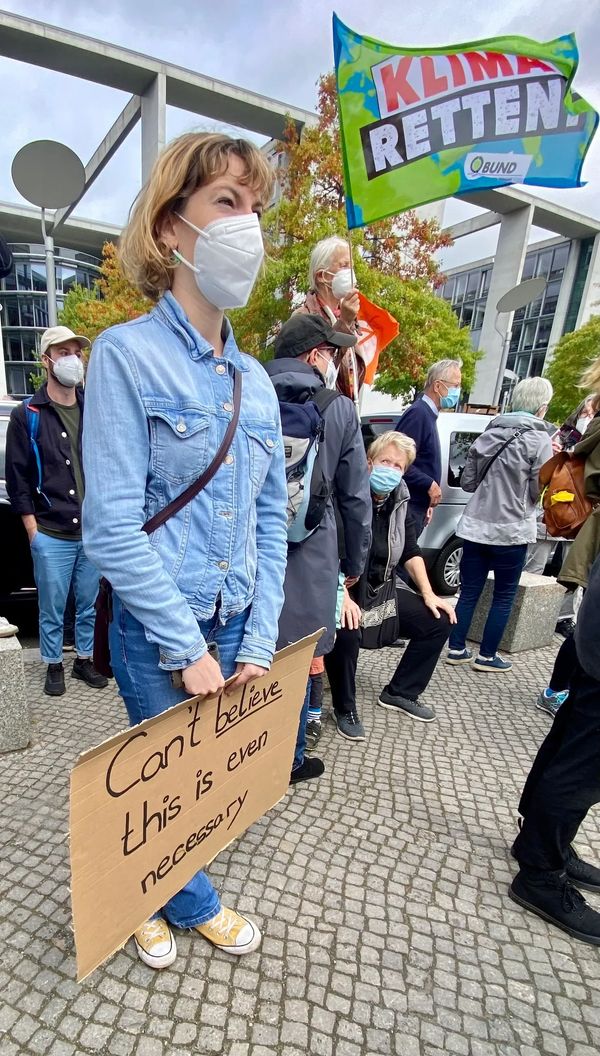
[2,639,600,1056]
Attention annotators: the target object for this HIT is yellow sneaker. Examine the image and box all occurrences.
[195,906,261,955]
[133,917,177,969]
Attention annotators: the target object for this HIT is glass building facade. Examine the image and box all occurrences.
[440,239,586,391]
[1,243,100,397]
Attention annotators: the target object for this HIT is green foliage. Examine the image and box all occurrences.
[59,241,151,348]
[545,315,600,423]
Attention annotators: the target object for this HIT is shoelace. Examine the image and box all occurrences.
[559,879,585,916]
[138,918,168,944]
[207,908,239,939]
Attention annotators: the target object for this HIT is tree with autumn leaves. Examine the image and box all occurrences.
[61,73,477,397]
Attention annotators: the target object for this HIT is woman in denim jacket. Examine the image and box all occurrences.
[82,134,288,970]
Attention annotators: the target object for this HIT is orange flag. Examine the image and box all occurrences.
[355,293,399,385]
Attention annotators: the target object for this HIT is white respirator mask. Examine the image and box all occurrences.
[331,267,356,301]
[173,212,264,309]
[51,355,84,388]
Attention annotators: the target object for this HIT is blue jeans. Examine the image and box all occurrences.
[109,594,249,929]
[449,540,528,657]
[292,680,311,772]
[30,532,98,664]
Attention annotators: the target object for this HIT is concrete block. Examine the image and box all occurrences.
[467,572,566,654]
[0,635,30,751]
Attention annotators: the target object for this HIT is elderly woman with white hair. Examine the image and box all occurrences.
[295,235,364,396]
[446,376,554,673]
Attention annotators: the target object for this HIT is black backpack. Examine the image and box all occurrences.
[278,387,340,545]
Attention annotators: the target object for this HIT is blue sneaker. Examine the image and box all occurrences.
[535,688,568,717]
[445,648,473,665]
[473,654,512,672]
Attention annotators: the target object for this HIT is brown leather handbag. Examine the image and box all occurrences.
[93,369,242,678]
[540,450,597,540]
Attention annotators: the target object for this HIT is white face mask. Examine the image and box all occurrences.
[173,212,264,309]
[315,351,339,390]
[51,354,84,388]
[331,267,355,301]
[576,416,590,435]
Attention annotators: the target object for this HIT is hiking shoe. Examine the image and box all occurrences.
[445,648,473,665]
[0,617,18,638]
[305,719,322,752]
[335,710,366,740]
[473,654,512,672]
[565,846,600,893]
[44,663,65,696]
[290,757,325,784]
[377,689,435,722]
[535,688,568,717]
[509,869,600,945]
[195,906,261,955]
[133,917,177,969]
[72,657,109,689]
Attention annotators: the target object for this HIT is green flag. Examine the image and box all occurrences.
[333,14,598,228]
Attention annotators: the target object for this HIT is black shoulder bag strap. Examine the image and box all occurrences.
[477,426,527,486]
[142,367,242,535]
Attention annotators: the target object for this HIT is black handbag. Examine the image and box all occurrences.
[359,576,400,650]
[93,369,242,678]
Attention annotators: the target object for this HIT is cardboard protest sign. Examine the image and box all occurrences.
[333,14,598,227]
[70,630,321,980]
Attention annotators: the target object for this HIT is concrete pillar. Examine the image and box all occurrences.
[141,73,166,185]
[544,239,579,369]
[470,205,534,405]
[576,233,600,327]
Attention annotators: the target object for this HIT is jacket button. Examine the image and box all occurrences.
[218,560,229,571]
[61,431,67,438]
[223,402,233,412]
[216,363,226,374]
[224,454,234,465]
[69,489,75,496]
[66,459,71,465]
[72,518,79,524]
[266,438,275,448]
[176,421,187,433]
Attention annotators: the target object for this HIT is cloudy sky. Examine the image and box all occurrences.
[0,0,599,268]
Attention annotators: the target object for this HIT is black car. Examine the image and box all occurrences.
[0,398,36,602]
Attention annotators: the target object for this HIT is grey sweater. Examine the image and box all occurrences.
[457,412,553,546]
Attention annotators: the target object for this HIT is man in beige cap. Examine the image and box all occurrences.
[6,326,108,696]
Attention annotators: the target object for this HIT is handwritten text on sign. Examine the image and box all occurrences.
[70,631,320,980]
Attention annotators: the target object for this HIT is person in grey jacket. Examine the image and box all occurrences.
[264,314,372,783]
[446,377,553,672]
[509,552,600,945]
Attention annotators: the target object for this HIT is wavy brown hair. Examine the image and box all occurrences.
[119,133,275,302]
[580,357,600,399]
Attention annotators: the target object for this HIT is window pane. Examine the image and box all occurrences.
[1,295,19,326]
[536,316,553,348]
[19,296,35,326]
[535,250,553,278]
[480,269,490,294]
[543,278,562,315]
[550,244,569,278]
[61,266,77,295]
[516,353,532,378]
[31,261,46,292]
[448,432,479,488]
[34,299,49,327]
[2,268,16,291]
[472,305,485,330]
[509,321,523,352]
[461,304,474,327]
[522,256,535,280]
[522,321,537,350]
[453,273,467,301]
[16,261,31,290]
[465,271,479,300]
[531,351,546,375]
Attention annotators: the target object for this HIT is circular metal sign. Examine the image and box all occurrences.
[12,140,85,209]
[496,276,547,314]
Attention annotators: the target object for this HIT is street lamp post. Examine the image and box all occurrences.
[11,140,85,329]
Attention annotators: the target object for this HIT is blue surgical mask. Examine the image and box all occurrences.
[369,465,403,495]
[440,386,460,409]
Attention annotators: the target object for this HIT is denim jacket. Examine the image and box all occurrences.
[82,292,288,670]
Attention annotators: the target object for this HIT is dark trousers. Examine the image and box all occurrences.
[448,540,527,657]
[549,633,578,693]
[514,662,600,875]
[325,587,451,713]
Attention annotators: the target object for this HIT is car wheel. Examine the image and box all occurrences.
[430,538,463,596]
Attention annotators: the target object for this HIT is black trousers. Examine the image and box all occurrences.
[325,587,451,714]
[514,661,600,875]
[548,632,578,692]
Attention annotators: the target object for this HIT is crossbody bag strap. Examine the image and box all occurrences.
[142,367,242,536]
[478,426,527,486]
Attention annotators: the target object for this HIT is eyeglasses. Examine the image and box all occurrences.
[314,343,344,365]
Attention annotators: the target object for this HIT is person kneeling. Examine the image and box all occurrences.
[325,432,456,730]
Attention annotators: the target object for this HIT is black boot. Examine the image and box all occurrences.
[289,757,325,785]
[72,657,109,689]
[44,663,65,696]
[509,869,600,945]
[564,846,600,893]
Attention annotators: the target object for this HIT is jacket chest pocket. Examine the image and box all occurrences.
[145,402,212,485]
[242,421,279,490]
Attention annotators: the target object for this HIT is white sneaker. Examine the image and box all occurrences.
[195,906,261,955]
[0,617,18,638]
[133,917,177,969]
